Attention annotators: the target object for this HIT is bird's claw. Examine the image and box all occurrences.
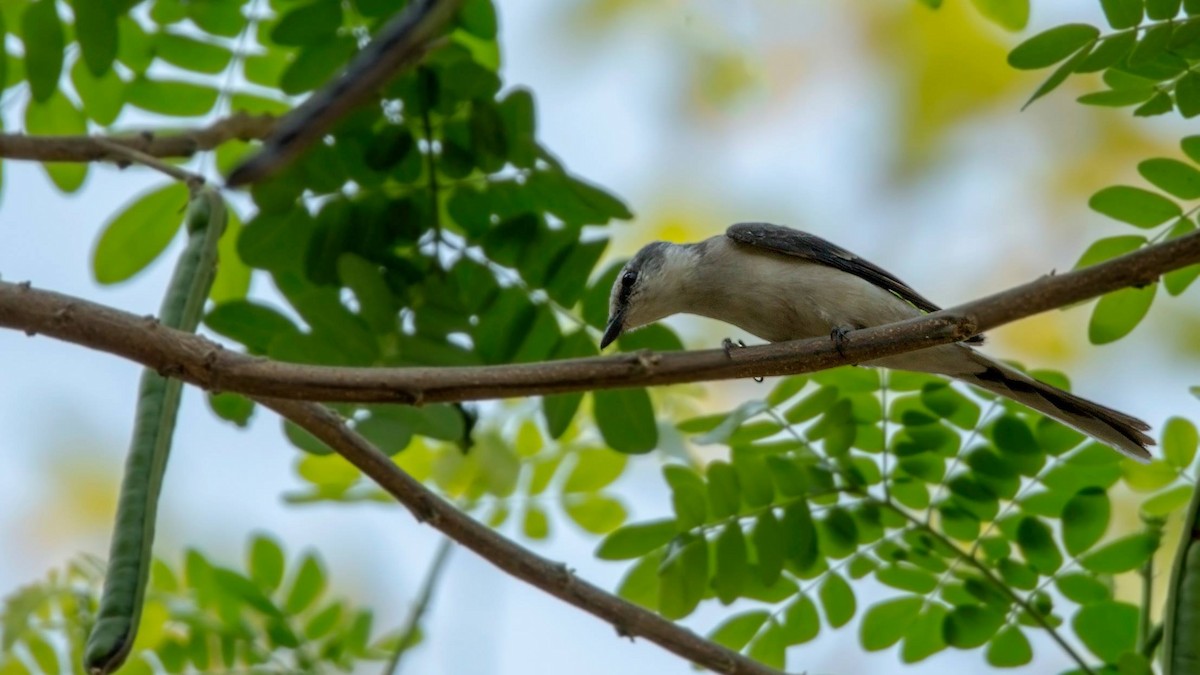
[830,326,852,358]
[722,338,763,383]
[722,337,747,359]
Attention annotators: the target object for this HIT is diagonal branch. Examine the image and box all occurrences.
[226,0,465,187]
[1,227,1198,405]
[0,112,277,163]
[257,397,782,675]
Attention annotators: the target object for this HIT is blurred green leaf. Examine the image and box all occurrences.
[594,388,657,454]
[1074,601,1138,664]
[1062,488,1110,556]
[1088,283,1156,344]
[860,596,923,651]
[22,0,64,102]
[596,520,676,560]
[1008,24,1098,69]
[1079,533,1158,573]
[1089,186,1182,228]
[708,611,769,651]
[92,183,188,284]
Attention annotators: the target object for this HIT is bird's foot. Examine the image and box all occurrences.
[722,337,747,359]
[722,338,763,383]
[830,325,853,359]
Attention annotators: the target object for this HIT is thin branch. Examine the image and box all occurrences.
[257,397,782,675]
[877,499,1096,675]
[2,226,1199,405]
[0,112,276,163]
[226,0,466,187]
[385,537,454,675]
[91,137,205,187]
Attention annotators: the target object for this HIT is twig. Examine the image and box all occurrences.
[0,112,276,162]
[385,537,454,675]
[226,0,466,187]
[257,397,782,675]
[92,137,205,187]
[1,225,1199,405]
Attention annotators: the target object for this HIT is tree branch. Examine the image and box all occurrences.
[226,0,465,187]
[257,397,782,675]
[0,112,276,163]
[1,227,1198,405]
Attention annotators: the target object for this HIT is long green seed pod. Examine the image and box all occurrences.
[83,188,226,674]
[1163,480,1200,674]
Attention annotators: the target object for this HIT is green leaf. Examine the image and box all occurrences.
[1089,186,1183,228]
[1164,219,1200,295]
[72,0,118,76]
[126,77,219,116]
[969,0,1028,30]
[1089,283,1156,344]
[92,183,189,284]
[1078,31,1138,72]
[708,611,770,651]
[752,510,785,585]
[664,465,708,529]
[280,36,357,95]
[705,461,741,519]
[1100,0,1145,28]
[22,0,64,102]
[205,300,299,354]
[1134,90,1174,117]
[820,573,856,628]
[1056,573,1112,604]
[780,595,821,645]
[713,524,749,604]
[1122,457,1177,491]
[596,519,677,560]
[658,537,707,620]
[284,553,326,614]
[156,32,233,75]
[1140,158,1200,199]
[747,620,786,669]
[208,392,253,426]
[861,597,924,651]
[1182,135,1200,164]
[248,535,285,591]
[1164,417,1198,468]
[564,494,626,534]
[767,376,808,406]
[24,90,88,192]
[1022,43,1095,108]
[1149,0,1184,20]
[899,603,947,663]
[271,0,342,46]
[1130,23,1174,65]
[523,504,549,539]
[1074,235,1146,269]
[1079,533,1158,573]
[781,501,819,572]
[1074,601,1138,664]
[1008,24,1099,69]
[986,626,1033,667]
[71,57,125,126]
[943,604,1006,648]
[1062,488,1111,556]
[594,388,657,454]
[1016,516,1062,573]
[1176,72,1200,118]
[563,449,627,493]
[541,330,596,438]
[1141,485,1193,517]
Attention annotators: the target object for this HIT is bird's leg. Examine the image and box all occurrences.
[722,338,747,358]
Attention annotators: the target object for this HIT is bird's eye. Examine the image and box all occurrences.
[621,271,637,286]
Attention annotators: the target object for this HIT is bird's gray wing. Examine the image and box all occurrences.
[725,222,943,314]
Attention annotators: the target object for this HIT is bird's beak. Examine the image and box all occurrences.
[600,313,623,350]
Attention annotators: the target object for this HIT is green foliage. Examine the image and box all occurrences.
[598,367,1197,671]
[0,538,396,673]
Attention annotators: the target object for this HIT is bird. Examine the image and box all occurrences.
[599,222,1153,462]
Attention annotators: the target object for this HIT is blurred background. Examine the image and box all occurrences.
[2,0,1198,672]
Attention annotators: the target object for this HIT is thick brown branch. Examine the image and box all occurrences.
[226,0,465,187]
[258,397,781,675]
[0,112,276,163]
[1,228,1197,404]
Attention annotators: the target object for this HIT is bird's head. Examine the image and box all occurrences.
[600,241,698,349]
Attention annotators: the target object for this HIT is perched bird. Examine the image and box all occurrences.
[600,222,1153,462]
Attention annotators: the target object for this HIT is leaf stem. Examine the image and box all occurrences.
[385,537,455,675]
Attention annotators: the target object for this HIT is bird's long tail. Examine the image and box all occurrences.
[871,346,1154,462]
